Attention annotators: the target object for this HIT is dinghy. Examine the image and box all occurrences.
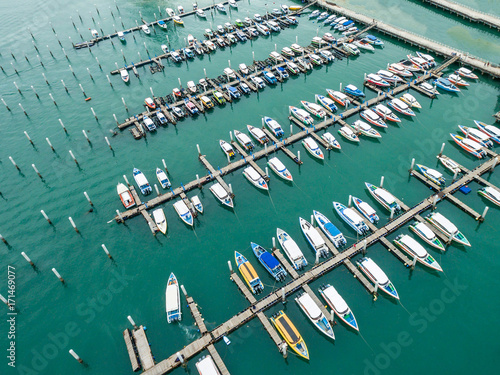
[352,196,379,223]
[243,166,268,191]
[478,186,500,207]
[319,284,358,331]
[210,183,234,208]
[117,183,136,209]
[290,106,314,125]
[173,201,193,226]
[156,167,171,189]
[394,235,443,271]
[271,311,309,360]
[333,202,370,235]
[133,168,152,195]
[409,222,445,251]
[299,217,329,258]
[251,242,287,281]
[247,125,269,145]
[153,208,167,234]
[263,117,285,137]
[276,228,307,270]
[365,182,401,214]
[351,120,382,138]
[166,273,181,323]
[268,157,293,181]
[302,137,324,160]
[313,210,347,248]
[235,251,264,294]
[321,132,341,150]
[295,292,335,339]
[338,126,360,142]
[357,257,399,299]
[416,164,446,186]
[234,130,254,150]
[425,212,470,246]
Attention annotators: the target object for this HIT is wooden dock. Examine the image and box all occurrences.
[199,155,234,198]
[186,295,208,335]
[379,237,412,265]
[230,141,270,182]
[132,326,155,371]
[206,345,231,375]
[261,128,302,164]
[123,329,141,372]
[230,272,257,304]
[288,116,332,150]
[256,312,283,348]
[272,248,300,279]
[301,283,331,320]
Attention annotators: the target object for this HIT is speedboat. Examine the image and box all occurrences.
[299,217,329,258]
[171,106,185,119]
[256,23,270,36]
[247,125,269,145]
[335,19,353,31]
[120,69,130,83]
[321,132,341,150]
[456,67,478,80]
[324,15,336,24]
[227,86,241,99]
[250,76,266,89]
[281,4,290,14]
[282,47,295,57]
[240,82,251,94]
[374,104,401,123]
[187,34,196,46]
[191,195,203,214]
[238,63,249,75]
[377,70,404,84]
[318,50,335,62]
[290,106,314,125]
[216,3,226,13]
[185,101,198,115]
[416,164,446,186]
[235,251,264,294]
[235,19,245,28]
[434,78,460,93]
[458,125,493,148]
[200,95,214,109]
[352,196,379,223]
[330,16,346,26]
[350,120,381,138]
[263,116,285,137]
[365,73,390,87]
[302,137,324,160]
[388,63,413,77]
[165,273,181,323]
[295,292,335,340]
[407,54,431,70]
[196,356,221,374]
[277,228,307,270]
[220,139,235,159]
[297,57,312,71]
[173,200,193,226]
[322,32,335,43]
[235,30,247,41]
[166,8,175,17]
[133,168,152,195]
[117,183,135,209]
[364,35,384,46]
[156,167,171,189]
[419,82,440,96]
[275,67,289,80]
[394,235,442,271]
[342,27,359,36]
[234,130,254,150]
[400,93,421,109]
[213,90,225,104]
[145,97,156,109]
[425,212,470,246]
[187,81,197,94]
[450,133,486,159]
[183,48,194,59]
[266,20,281,32]
[268,157,293,181]
[409,222,445,251]
[161,44,169,54]
[327,89,350,107]
[170,51,182,62]
[354,39,375,51]
[319,284,358,331]
[158,20,167,29]
[308,53,323,66]
[357,257,399,299]
[269,51,284,63]
[301,101,327,118]
[177,5,185,14]
[263,71,277,85]
[153,208,167,234]
[365,182,401,214]
[315,95,338,113]
[251,242,287,281]
[399,59,422,72]
[254,13,263,22]
[338,126,359,142]
[224,22,234,32]
[204,28,214,38]
[317,12,329,21]
[309,10,320,18]
[313,210,347,248]
[143,116,156,132]
[448,74,469,87]
[210,183,233,208]
[416,51,436,67]
[478,186,500,207]
[344,84,365,97]
[229,0,238,8]
[138,25,149,35]
[286,61,300,75]
[333,202,370,235]
[173,16,184,25]
[360,109,387,128]
[343,43,360,55]
[311,37,327,47]
[285,15,298,25]
[475,120,500,144]
[387,98,415,116]
[196,9,207,18]
[290,43,304,54]
[247,27,258,37]
[437,156,461,174]
[271,311,309,360]
[223,67,236,80]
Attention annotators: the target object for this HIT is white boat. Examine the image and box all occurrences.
[177,5,185,14]
[289,106,314,125]
[319,284,358,331]
[409,222,445,251]
[400,93,422,108]
[191,195,203,214]
[276,228,307,270]
[478,186,500,207]
[187,81,197,93]
[263,117,284,138]
[229,0,238,8]
[196,9,207,18]
[195,355,220,375]
[268,157,293,182]
[299,217,329,258]
[216,3,226,12]
[374,104,401,123]
[223,336,231,345]
[425,212,470,246]
[141,24,151,34]
[133,168,152,195]
[282,47,294,57]
[302,137,324,160]
[117,31,125,41]
[290,43,304,54]
[269,51,284,63]
[91,29,99,38]
[209,183,234,208]
[117,183,135,209]
[243,166,268,191]
[301,101,327,119]
[239,63,249,75]
[153,208,167,234]
[326,89,350,107]
[166,8,175,17]
[247,125,269,145]
[352,196,379,224]
[350,120,381,138]
[365,182,401,214]
[234,130,254,150]
[223,67,236,80]
[437,156,461,174]
[377,69,404,84]
[394,235,443,272]
[156,167,171,189]
[295,292,335,339]
[388,63,413,77]
[333,202,370,235]
[120,69,130,83]
[357,257,399,299]
[338,126,359,142]
[416,164,446,186]
[166,273,181,323]
[313,210,347,248]
[219,140,235,158]
[173,200,193,226]
[419,82,439,96]
[161,44,169,54]
[360,109,387,128]
[321,132,341,150]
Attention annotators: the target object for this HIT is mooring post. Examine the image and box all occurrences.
[439,142,445,157]
[41,210,52,224]
[227,260,233,273]
[69,350,84,364]
[21,252,35,268]
[101,244,112,259]
[52,268,65,283]
[127,316,138,329]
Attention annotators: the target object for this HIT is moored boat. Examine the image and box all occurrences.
[270,311,309,360]
[365,73,390,87]
[333,202,370,235]
[357,257,399,299]
[354,39,375,51]
[290,43,304,54]
[447,74,469,87]
[243,166,268,191]
[191,195,203,214]
[419,82,440,96]
[344,84,365,97]
[302,137,324,160]
[277,228,307,270]
[350,120,381,138]
[399,93,422,109]
[374,104,401,122]
[268,157,293,181]
[434,78,460,93]
[281,47,295,57]
[365,182,401,214]
[156,167,171,189]
[394,235,443,271]
[290,106,314,125]
[166,273,181,323]
[140,25,150,34]
[387,98,415,116]
[360,109,387,128]
[234,130,254,150]
[377,69,404,84]
[475,120,500,144]
[173,16,184,25]
[338,126,360,142]
[251,242,287,281]
[456,67,478,80]
[458,125,493,148]
[117,183,136,209]
[409,222,445,251]
[120,69,130,83]
[388,63,413,77]
[295,292,335,339]
[425,212,470,246]
[313,210,347,248]
[145,97,156,109]
[437,156,461,174]
[263,116,285,138]
[301,101,327,118]
[450,133,486,159]
[153,208,167,234]
[321,132,341,150]
[319,284,358,331]
[210,183,234,208]
[247,125,269,145]
[235,251,264,294]
[352,196,379,224]
[416,164,446,186]
[478,186,500,207]
[195,356,220,375]
[299,217,329,258]
[173,200,193,226]
[327,89,350,107]
[133,168,152,195]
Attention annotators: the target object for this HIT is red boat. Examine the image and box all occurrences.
[145,97,156,109]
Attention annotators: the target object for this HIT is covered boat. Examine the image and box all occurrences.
[302,137,324,160]
[409,222,445,251]
[425,212,470,246]
[475,120,500,144]
[234,130,254,150]
[360,109,387,128]
[351,120,382,138]
[333,202,370,235]
[456,67,478,80]
[133,168,152,195]
[235,251,264,294]
[327,89,350,107]
[321,132,341,150]
[338,126,360,142]
[387,98,415,116]
[400,93,422,108]
[301,101,327,118]
[117,183,135,209]
[295,292,335,339]
[290,106,314,125]
[357,257,399,299]
[313,210,347,248]
[394,234,443,271]
[153,208,167,234]
[243,166,268,191]
[458,125,493,148]
[344,84,365,97]
[478,186,500,207]
[299,217,329,258]
[450,133,486,159]
[165,273,181,323]
[156,167,171,189]
[220,140,234,158]
[365,182,401,214]
[195,356,220,375]
[365,73,390,87]
[209,183,233,208]
[277,228,308,270]
[271,311,309,360]
[191,195,203,214]
[251,242,287,281]
[247,125,269,145]
[319,284,358,331]
[268,157,293,181]
[120,69,129,83]
[416,164,446,186]
[352,196,379,223]
[173,200,193,226]
[263,117,285,137]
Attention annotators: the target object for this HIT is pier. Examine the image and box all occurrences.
[124,326,155,372]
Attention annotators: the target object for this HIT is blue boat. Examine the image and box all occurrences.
[364,35,384,46]
[133,168,152,195]
[227,85,241,99]
[276,66,289,80]
[434,78,460,93]
[313,210,347,248]
[251,242,287,282]
[239,82,251,94]
[183,48,195,59]
[315,94,338,113]
[344,84,365,97]
[333,202,370,235]
[263,71,277,85]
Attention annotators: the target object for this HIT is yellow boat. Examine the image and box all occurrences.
[289,6,302,11]
[173,16,184,25]
[270,311,309,360]
[235,251,264,294]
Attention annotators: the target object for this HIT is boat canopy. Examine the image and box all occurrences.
[359,201,376,216]
[305,226,326,248]
[244,166,261,181]
[361,258,389,285]
[211,183,228,199]
[297,294,322,320]
[432,213,458,234]
[415,222,434,239]
[364,110,379,120]
[426,168,443,179]
[237,132,252,144]
[304,137,319,149]
[250,126,266,138]
[375,189,396,205]
[344,208,363,225]
[196,356,220,375]
[261,252,280,269]
[355,121,371,131]
[485,186,500,200]
[400,235,427,258]
[393,98,409,109]
[134,173,149,187]
[173,201,189,215]
[269,157,286,172]
[324,222,341,237]
[280,234,303,260]
[323,286,349,314]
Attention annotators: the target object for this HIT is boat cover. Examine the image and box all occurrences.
[323,286,349,314]
[277,315,299,344]
[297,294,322,320]
[399,235,427,258]
[260,252,279,269]
[324,222,341,237]
[196,356,220,375]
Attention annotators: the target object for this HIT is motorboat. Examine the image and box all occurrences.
[399,59,422,72]
[224,22,234,32]
[458,125,493,148]
[240,82,251,94]
[235,19,245,28]
[173,16,184,25]
[256,23,270,36]
[196,356,220,374]
[311,36,327,47]
[399,93,422,108]
[185,101,198,115]
[266,20,281,32]
[456,67,478,80]
[227,86,241,99]
[344,84,365,97]
[315,95,338,113]
[295,292,335,339]
[342,27,359,36]
[158,20,167,29]
[322,32,335,43]
[172,106,185,118]
[365,73,390,87]
[394,235,442,271]
[271,311,309,360]
[313,210,347,248]
[145,97,156,109]
[478,186,500,207]
[263,116,285,137]
[437,156,461,174]
[117,183,135,209]
[275,66,289,80]
[434,78,460,93]
[196,9,207,18]
[321,132,341,150]
[475,120,500,144]
[299,217,329,258]
[290,43,304,54]
[290,106,314,125]
[277,228,307,270]
[343,43,360,55]
[425,212,470,246]
[301,101,327,118]
[177,5,184,14]
[416,164,446,186]
[247,125,269,145]
[365,182,401,214]
[251,242,287,281]
[210,182,234,208]
[317,12,329,21]
[374,104,400,122]
[302,137,324,160]
[308,53,323,66]
[187,81,197,94]
[234,130,254,150]
[229,0,238,8]
[327,89,350,107]
[388,63,413,77]
[324,14,336,24]
[282,47,295,57]
[161,44,169,54]
[235,251,264,294]
[153,208,167,234]
[450,133,486,159]
[268,157,293,181]
[170,51,182,63]
[166,8,175,17]
[263,71,277,85]
[220,139,235,159]
[133,168,152,195]
[286,61,300,75]
[364,35,384,45]
[223,67,236,80]
[319,284,358,331]
[297,57,312,71]
[191,195,203,214]
[183,48,194,59]
[387,98,416,116]
[352,196,379,223]
[165,273,181,322]
[187,34,196,46]
[250,76,266,89]
[419,82,440,96]
[333,202,370,235]
[377,70,404,84]
[350,120,381,138]
[409,222,445,251]
[213,90,226,105]
[354,39,375,51]
[173,200,193,226]
[357,257,399,299]
[309,10,320,18]
[216,3,226,13]
[204,28,214,38]
[118,31,126,42]
[416,51,436,67]
[156,167,171,189]
[360,109,387,128]
[318,50,335,62]
[254,13,263,22]
[338,126,359,142]
[200,95,214,109]
[447,74,469,87]
[269,51,284,63]
[120,69,130,83]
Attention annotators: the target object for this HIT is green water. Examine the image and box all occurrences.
[0,1,499,374]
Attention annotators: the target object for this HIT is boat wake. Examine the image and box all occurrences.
[179,323,199,340]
